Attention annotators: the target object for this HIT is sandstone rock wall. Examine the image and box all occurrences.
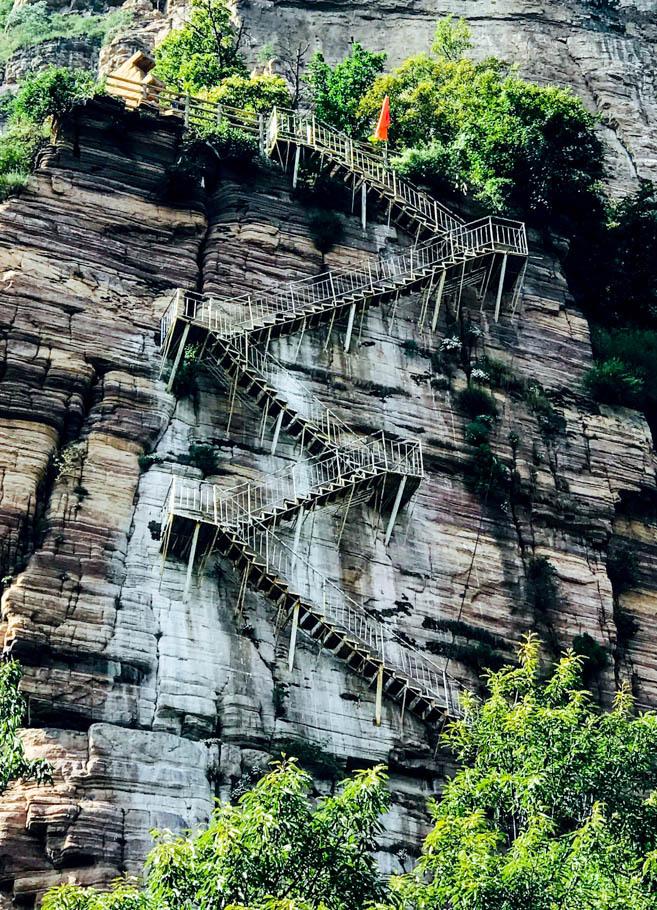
[0,96,656,906]
[235,0,657,193]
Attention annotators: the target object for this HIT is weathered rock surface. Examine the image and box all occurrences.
[0,93,656,907]
[235,0,657,192]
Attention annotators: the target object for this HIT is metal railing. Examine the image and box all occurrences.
[164,481,461,715]
[269,107,464,235]
[165,432,422,531]
[162,215,526,347]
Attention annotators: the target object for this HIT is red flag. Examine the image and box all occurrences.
[374,95,391,142]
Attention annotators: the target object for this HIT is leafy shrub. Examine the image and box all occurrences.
[202,72,291,113]
[172,344,201,399]
[305,42,386,135]
[274,736,343,782]
[464,416,493,445]
[526,555,558,614]
[467,443,510,501]
[359,33,603,219]
[572,632,609,682]
[308,209,345,254]
[138,453,164,473]
[154,0,246,93]
[614,604,639,646]
[0,170,28,201]
[523,381,566,437]
[12,66,97,123]
[457,385,498,419]
[181,443,220,477]
[606,539,639,595]
[0,5,130,63]
[584,357,644,407]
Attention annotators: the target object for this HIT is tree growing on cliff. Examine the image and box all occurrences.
[386,635,657,910]
[1,659,50,794]
[42,759,389,910]
[305,42,386,135]
[154,0,247,93]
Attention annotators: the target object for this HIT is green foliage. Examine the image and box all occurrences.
[0,67,98,203]
[464,416,494,445]
[138,454,164,474]
[388,635,657,910]
[305,42,386,135]
[607,539,639,595]
[171,344,201,399]
[308,208,345,254]
[527,555,559,614]
[457,384,498,419]
[522,381,566,437]
[360,47,602,218]
[467,443,510,502]
[584,357,644,407]
[192,121,259,163]
[1,659,51,794]
[0,4,130,63]
[13,66,97,123]
[154,0,246,93]
[180,443,220,478]
[431,15,473,62]
[45,759,389,910]
[0,168,29,201]
[572,632,609,682]
[202,72,291,113]
[274,736,344,782]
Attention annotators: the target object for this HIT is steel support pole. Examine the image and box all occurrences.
[344,302,357,353]
[375,664,384,726]
[361,183,367,233]
[271,410,284,455]
[292,145,301,188]
[165,323,190,393]
[183,521,201,602]
[494,253,509,323]
[384,475,408,546]
[288,601,300,671]
[431,270,447,332]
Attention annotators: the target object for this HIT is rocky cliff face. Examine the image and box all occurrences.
[235,0,657,194]
[0,92,656,905]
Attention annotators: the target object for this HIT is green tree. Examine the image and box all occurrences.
[12,66,97,123]
[359,54,603,218]
[153,0,247,94]
[1,659,50,794]
[202,72,291,112]
[305,42,386,135]
[431,15,473,62]
[43,759,389,910]
[387,635,657,910]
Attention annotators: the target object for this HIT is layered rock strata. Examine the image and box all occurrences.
[0,95,655,906]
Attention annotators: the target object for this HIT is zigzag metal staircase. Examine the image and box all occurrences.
[107,74,529,725]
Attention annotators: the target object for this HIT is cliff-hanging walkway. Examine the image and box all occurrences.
[107,71,529,726]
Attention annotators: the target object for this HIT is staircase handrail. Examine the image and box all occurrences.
[163,215,526,347]
[163,479,461,714]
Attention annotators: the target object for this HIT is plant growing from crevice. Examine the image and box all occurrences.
[457,384,498,420]
[526,555,559,615]
[272,681,288,719]
[179,443,220,478]
[171,343,202,401]
[572,632,609,685]
[464,415,494,445]
[1,660,51,794]
[606,539,639,596]
[308,208,345,255]
[138,453,164,473]
[273,736,344,782]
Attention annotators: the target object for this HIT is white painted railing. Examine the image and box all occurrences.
[163,479,460,715]
[161,216,526,348]
[166,432,422,531]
